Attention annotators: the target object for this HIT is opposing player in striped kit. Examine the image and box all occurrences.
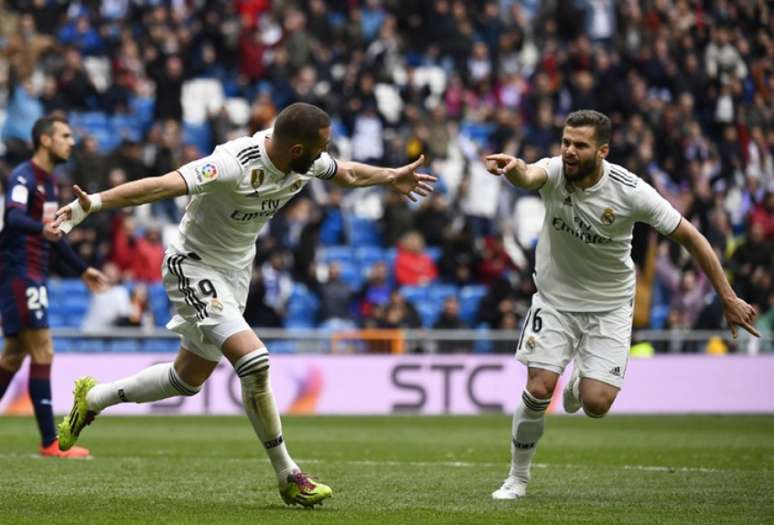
[486,110,759,500]
[0,116,107,458]
[54,103,437,506]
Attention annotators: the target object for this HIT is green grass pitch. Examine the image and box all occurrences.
[1,415,773,524]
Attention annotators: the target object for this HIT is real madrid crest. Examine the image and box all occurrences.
[251,168,265,189]
[601,207,616,225]
[210,298,224,313]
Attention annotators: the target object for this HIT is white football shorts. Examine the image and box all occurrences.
[514,292,633,388]
[162,250,252,362]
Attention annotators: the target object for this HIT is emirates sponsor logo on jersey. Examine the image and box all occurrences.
[551,217,613,245]
[601,207,616,225]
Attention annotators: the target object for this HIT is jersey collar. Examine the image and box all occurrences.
[257,129,284,176]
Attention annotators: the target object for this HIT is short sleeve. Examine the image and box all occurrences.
[177,146,244,195]
[534,156,562,196]
[310,152,338,180]
[6,172,31,210]
[633,180,682,235]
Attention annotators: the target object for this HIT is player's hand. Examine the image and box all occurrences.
[485,154,525,178]
[81,267,109,293]
[722,296,760,338]
[390,155,437,202]
[42,222,63,242]
[55,185,97,234]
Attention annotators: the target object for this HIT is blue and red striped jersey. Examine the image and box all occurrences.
[0,161,59,280]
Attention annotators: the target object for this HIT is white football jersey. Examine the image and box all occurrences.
[533,156,681,311]
[173,129,338,270]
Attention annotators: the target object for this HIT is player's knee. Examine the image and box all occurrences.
[581,396,614,418]
[234,348,270,391]
[29,345,53,364]
[0,352,24,372]
[525,379,554,400]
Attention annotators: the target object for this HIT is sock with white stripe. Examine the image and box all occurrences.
[508,390,550,486]
[86,362,200,412]
[236,348,298,484]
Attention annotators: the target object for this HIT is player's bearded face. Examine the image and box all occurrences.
[563,152,599,181]
[561,126,603,182]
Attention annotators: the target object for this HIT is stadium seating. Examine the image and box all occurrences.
[414,300,442,328]
[320,245,353,264]
[182,122,212,155]
[347,217,382,246]
[459,285,487,324]
[284,284,319,329]
[399,285,429,304]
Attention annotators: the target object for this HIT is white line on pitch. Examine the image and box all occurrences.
[0,453,722,473]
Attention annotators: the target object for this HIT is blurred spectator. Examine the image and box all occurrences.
[382,190,415,247]
[358,261,393,321]
[749,192,774,240]
[259,252,294,326]
[2,76,42,164]
[656,242,714,331]
[318,262,355,325]
[476,236,515,285]
[131,227,165,283]
[82,262,133,332]
[57,47,100,111]
[115,284,153,329]
[433,296,471,353]
[729,222,774,303]
[378,290,421,330]
[415,193,452,247]
[434,296,466,330]
[395,231,438,286]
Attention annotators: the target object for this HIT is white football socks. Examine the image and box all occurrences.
[235,348,298,484]
[508,390,551,485]
[86,362,200,412]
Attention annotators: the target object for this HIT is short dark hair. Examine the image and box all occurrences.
[273,103,331,145]
[32,115,70,151]
[564,110,611,146]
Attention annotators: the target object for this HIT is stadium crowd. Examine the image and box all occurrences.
[0,0,772,350]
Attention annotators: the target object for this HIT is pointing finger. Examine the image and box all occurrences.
[741,321,761,338]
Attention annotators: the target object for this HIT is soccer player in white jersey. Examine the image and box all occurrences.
[52,102,437,507]
[486,110,759,500]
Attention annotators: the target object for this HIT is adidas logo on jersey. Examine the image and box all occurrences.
[610,366,621,377]
[563,196,572,206]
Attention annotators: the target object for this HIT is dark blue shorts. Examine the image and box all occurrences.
[0,275,49,337]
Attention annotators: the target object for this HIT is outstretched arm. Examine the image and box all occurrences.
[55,171,187,232]
[331,154,437,202]
[485,154,548,190]
[668,218,759,338]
